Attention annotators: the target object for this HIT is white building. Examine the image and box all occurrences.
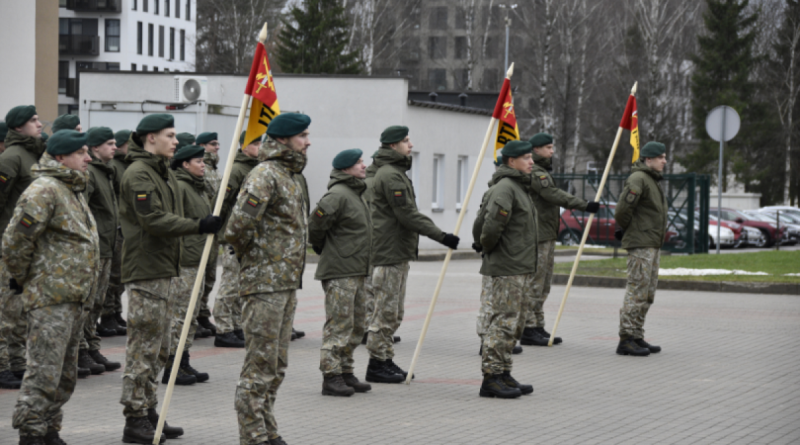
[79,72,497,248]
[58,0,196,115]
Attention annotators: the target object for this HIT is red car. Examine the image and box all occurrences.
[709,208,784,247]
[558,204,676,245]
[708,214,748,248]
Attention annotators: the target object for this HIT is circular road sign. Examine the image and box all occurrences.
[705,105,741,142]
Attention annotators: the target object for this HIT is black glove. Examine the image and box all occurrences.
[312,245,323,255]
[440,233,460,250]
[198,215,223,234]
[614,228,624,241]
[472,242,482,253]
[228,245,236,255]
[9,279,23,295]
[585,201,600,214]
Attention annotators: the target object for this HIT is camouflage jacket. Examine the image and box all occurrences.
[224,138,308,295]
[0,130,46,244]
[614,160,667,250]
[109,151,131,198]
[529,154,588,242]
[203,151,221,195]
[83,156,118,257]
[175,168,212,267]
[309,169,372,281]
[216,151,259,244]
[2,153,100,312]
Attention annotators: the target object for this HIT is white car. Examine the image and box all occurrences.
[709,225,735,248]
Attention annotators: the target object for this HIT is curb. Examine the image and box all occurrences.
[551,274,800,295]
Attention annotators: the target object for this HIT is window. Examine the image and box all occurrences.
[105,19,120,52]
[165,0,170,16]
[159,25,165,57]
[59,0,66,7]
[455,7,467,29]
[132,0,137,10]
[137,21,143,54]
[154,0,158,14]
[400,37,420,62]
[430,6,447,30]
[428,69,446,91]
[456,156,469,210]
[143,0,148,12]
[180,29,185,60]
[175,0,180,18]
[58,61,69,94]
[484,36,497,59]
[154,66,159,71]
[143,64,148,71]
[428,36,446,60]
[455,37,467,60]
[169,27,175,59]
[454,69,469,89]
[186,0,190,20]
[432,154,445,211]
[148,23,154,56]
[481,68,498,90]
[131,63,137,71]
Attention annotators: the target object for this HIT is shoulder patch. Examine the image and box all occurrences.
[494,207,509,221]
[539,175,550,188]
[393,189,406,205]
[16,213,39,236]
[314,208,325,218]
[0,173,10,191]
[242,193,265,217]
[625,190,638,204]
[135,191,152,214]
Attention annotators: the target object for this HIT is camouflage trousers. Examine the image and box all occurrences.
[0,259,27,373]
[214,249,242,334]
[320,277,366,376]
[481,274,532,376]
[120,278,173,418]
[364,275,374,332]
[102,228,124,317]
[81,258,112,351]
[199,242,218,319]
[13,303,82,437]
[168,266,204,356]
[475,275,492,342]
[526,240,556,329]
[236,291,297,445]
[619,248,660,339]
[366,262,409,361]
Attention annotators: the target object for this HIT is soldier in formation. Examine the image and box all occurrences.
[51,114,81,133]
[309,149,373,397]
[196,131,221,337]
[0,121,7,153]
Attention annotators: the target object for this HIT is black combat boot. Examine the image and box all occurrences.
[214,331,244,348]
[292,327,305,339]
[147,408,184,439]
[122,415,165,444]
[100,314,126,336]
[479,374,522,399]
[89,349,121,372]
[78,349,105,375]
[361,332,369,345]
[502,370,533,395]
[18,435,46,445]
[393,335,401,343]
[322,374,355,397]
[161,356,197,385]
[635,338,661,353]
[115,312,127,328]
[96,322,117,337]
[342,373,371,393]
[512,343,523,354]
[616,338,650,356]
[43,430,68,445]
[197,316,216,336]
[180,351,209,383]
[537,327,562,345]
[269,437,288,445]
[519,327,548,346]
[0,370,22,389]
[386,359,413,380]
[77,367,90,379]
[12,369,25,379]
[365,358,404,384]
[233,328,245,341]
[194,326,211,339]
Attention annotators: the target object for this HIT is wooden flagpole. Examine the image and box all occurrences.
[547,81,637,347]
[404,64,515,385]
[152,22,268,444]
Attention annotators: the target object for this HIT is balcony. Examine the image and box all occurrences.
[66,79,78,98]
[59,35,100,56]
[66,0,121,13]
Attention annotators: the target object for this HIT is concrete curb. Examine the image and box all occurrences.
[551,274,800,295]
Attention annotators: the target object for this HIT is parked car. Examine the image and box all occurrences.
[706,214,740,248]
[759,205,800,221]
[669,210,736,250]
[559,204,678,246]
[708,207,784,247]
[756,209,800,243]
[742,225,766,247]
[745,210,799,245]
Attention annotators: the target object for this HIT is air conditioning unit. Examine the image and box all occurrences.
[174,76,208,103]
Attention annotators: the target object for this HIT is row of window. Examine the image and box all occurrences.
[59,18,119,52]
[409,153,471,211]
[132,0,190,20]
[137,22,186,61]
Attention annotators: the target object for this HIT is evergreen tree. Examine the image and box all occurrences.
[275,0,362,74]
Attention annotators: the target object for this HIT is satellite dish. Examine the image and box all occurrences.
[182,78,202,102]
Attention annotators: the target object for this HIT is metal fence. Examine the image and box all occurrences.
[552,173,711,254]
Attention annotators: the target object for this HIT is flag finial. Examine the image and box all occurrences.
[506,62,515,79]
[259,23,268,44]
[631,81,638,96]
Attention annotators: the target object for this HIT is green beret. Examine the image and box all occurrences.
[333,149,363,170]
[41,132,49,143]
[5,105,37,129]
[86,127,115,147]
[115,129,131,147]
[640,141,666,158]
[266,113,311,139]
[0,122,7,142]
[136,113,174,136]
[494,154,503,167]
[176,132,196,149]
[240,130,262,146]
[380,125,409,144]
[47,130,87,156]
[52,114,80,133]
[528,132,553,148]
[196,132,218,145]
[172,144,206,165]
[501,140,533,158]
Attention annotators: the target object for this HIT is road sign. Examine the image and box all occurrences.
[705,105,740,142]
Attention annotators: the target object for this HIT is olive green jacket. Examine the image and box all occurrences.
[309,170,372,281]
[119,136,200,285]
[217,151,259,244]
[473,165,538,277]
[369,148,445,266]
[614,160,668,250]
[0,130,46,243]
[530,154,588,242]
[83,156,119,258]
[109,151,131,197]
[174,168,213,267]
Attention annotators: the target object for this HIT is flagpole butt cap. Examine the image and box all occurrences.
[259,23,268,44]
[631,81,638,95]
[506,62,514,78]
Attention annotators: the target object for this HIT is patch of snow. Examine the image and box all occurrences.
[658,268,769,276]
[784,273,800,277]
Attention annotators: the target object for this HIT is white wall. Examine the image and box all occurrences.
[0,0,37,117]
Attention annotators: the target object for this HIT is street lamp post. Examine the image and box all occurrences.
[498,4,518,73]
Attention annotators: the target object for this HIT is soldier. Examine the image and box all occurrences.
[195,131,221,337]
[161,145,214,385]
[0,106,45,390]
[613,141,667,357]
[213,131,261,349]
[176,132,195,149]
[2,130,99,445]
[51,114,81,133]
[77,127,123,376]
[227,113,311,445]
[472,140,537,399]
[0,121,7,153]
[309,149,373,397]
[118,114,222,444]
[364,126,460,384]
[521,133,599,346]
[99,129,132,335]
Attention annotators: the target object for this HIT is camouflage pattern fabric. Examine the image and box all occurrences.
[102,228,124,316]
[236,290,296,444]
[168,266,204,355]
[80,258,112,351]
[12,302,82,437]
[364,275,374,332]
[199,245,216,319]
[203,152,221,195]
[481,274,532,375]
[475,275,492,341]
[526,240,556,329]
[213,250,241,334]
[619,247,660,339]
[0,261,27,373]
[120,278,172,418]
[320,277,366,376]
[366,262,409,361]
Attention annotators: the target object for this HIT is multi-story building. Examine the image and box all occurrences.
[58,0,196,115]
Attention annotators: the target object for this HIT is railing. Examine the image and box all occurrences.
[59,35,100,56]
[66,0,122,12]
[66,79,78,98]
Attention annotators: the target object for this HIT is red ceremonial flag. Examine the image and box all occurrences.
[619,94,640,163]
[491,78,520,160]
[243,42,281,147]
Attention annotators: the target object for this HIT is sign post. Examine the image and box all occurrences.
[705,105,741,254]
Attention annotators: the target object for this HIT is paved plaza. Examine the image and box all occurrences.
[1,258,799,444]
